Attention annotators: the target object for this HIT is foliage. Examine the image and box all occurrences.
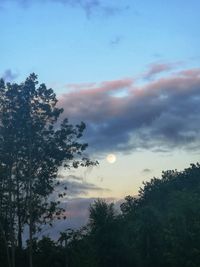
[0,74,96,267]
[56,163,200,267]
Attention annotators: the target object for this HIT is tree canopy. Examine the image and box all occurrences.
[0,74,96,267]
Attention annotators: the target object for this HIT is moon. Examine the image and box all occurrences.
[106,154,116,164]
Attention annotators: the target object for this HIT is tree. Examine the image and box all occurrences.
[88,199,120,267]
[0,73,97,267]
[119,163,200,267]
[58,229,74,267]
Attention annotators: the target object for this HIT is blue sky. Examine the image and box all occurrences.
[1,0,200,214]
[1,0,199,84]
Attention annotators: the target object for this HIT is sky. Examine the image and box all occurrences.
[1,0,200,229]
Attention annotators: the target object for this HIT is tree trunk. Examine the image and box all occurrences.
[17,215,22,250]
[29,187,33,267]
[28,142,33,267]
[65,239,68,267]
[0,220,11,267]
[8,165,15,267]
[16,174,22,250]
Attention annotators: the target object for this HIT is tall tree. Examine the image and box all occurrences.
[88,199,120,267]
[0,74,97,267]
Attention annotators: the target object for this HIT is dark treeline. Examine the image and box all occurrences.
[1,165,200,267]
[0,75,200,267]
[40,164,200,267]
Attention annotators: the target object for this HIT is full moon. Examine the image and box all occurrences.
[106,154,116,164]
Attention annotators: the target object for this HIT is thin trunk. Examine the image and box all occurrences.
[8,165,15,267]
[16,174,22,250]
[0,220,11,267]
[17,215,22,249]
[65,239,68,267]
[11,235,15,267]
[28,139,33,267]
[29,180,33,267]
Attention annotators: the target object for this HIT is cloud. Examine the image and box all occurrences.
[1,69,18,82]
[143,62,182,80]
[58,67,200,155]
[142,168,152,174]
[35,198,95,238]
[110,35,123,46]
[56,174,109,197]
[65,180,109,197]
[35,174,111,238]
[1,0,127,18]
[37,197,119,238]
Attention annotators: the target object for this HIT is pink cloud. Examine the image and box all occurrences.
[143,62,183,79]
[65,82,97,90]
[58,67,200,154]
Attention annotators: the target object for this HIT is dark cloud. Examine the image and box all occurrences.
[1,69,18,82]
[37,197,119,239]
[33,198,95,239]
[65,180,109,197]
[56,174,109,197]
[1,0,127,18]
[35,175,111,238]
[58,67,200,155]
[142,168,152,174]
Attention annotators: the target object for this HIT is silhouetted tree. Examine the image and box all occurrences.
[0,74,97,267]
[88,199,121,267]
